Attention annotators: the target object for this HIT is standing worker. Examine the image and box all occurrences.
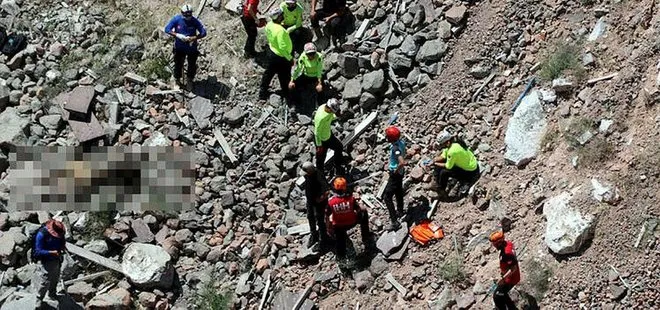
[164,4,207,91]
[259,8,293,101]
[384,126,406,231]
[241,0,266,57]
[310,0,348,46]
[433,131,480,198]
[325,177,374,259]
[289,42,324,110]
[32,219,66,308]
[279,0,304,53]
[314,98,344,175]
[302,162,330,249]
[489,231,520,310]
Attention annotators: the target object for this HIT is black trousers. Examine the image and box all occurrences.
[287,27,305,54]
[315,134,344,175]
[306,197,328,241]
[259,49,291,100]
[333,210,370,257]
[494,284,517,310]
[311,10,345,38]
[241,16,258,56]
[434,166,480,192]
[292,76,319,108]
[173,49,199,79]
[384,171,404,221]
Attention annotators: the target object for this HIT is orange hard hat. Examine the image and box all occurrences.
[385,126,400,143]
[489,231,505,243]
[333,177,347,191]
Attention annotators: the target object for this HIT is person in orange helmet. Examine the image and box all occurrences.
[325,176,373,258]
[489,231,520,310]
[383,126,406,231]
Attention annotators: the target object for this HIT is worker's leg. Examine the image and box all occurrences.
[289,28,304,54]
[172,49,186,81]
[384,172,400,227]
[306,201,319,245]
[315,145,328,174]
[334,227,348,258]
[46,260,61,298]
[33,260,49,301]
[259,50,277,100]
[493,284,517,310]
[324,134,344,175]
[393,171,404,215]
[357,209,372,244]
[241,16,258,56]
[186,51,199,89]
[275,55,291,100]
[436,167,455,193]
[314,199,329,243]
[311,10,330,39]
[327,15,343,44]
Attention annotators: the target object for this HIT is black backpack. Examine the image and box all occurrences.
[29,224,47,263]
[1,34,26,58]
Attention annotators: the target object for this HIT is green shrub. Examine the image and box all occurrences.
[539,44,584,81]
[523,259,552,301]
[140,53,172,81]
[80,212,114,241]
[196,280,232,310]
[439,253,466,283]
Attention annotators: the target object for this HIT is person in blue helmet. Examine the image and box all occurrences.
[164,4,207,91]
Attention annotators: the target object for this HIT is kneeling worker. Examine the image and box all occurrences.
[289,42,324,107]
[279,0,305,53]
[433,131,480,197]
[326,177,373,258]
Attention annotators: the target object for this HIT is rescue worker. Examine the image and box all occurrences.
[384,126,406,231]
[314,98,344,175]
[325,177,373,258]
[289,42,324,109]
[279,0,304,53]
[32,219,66,308]
[302,162,330,249]
[241,0,266,57]
[310,0,348,46]
[489,231,520,310]
[259,8,293,101]
[165,4,207,91]
[433,131,480,197]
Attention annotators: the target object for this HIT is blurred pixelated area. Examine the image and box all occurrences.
[8,146,195,211]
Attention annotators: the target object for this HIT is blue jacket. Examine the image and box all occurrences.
[164,15,207,53]
[34,227,65,261]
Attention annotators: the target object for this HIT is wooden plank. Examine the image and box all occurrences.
[385,273,407,297]
[292,279,315,310]
[426,200,439,219]
[213,129,238,164]
[66,242,123,274]
[195,0,207,18]
[253,106,274,129]
[471,72,496,103]
[225,0,243,13]
[376,173,389,199]
[634,223,646,248]
[63,271,113,286]
[360,194,384,210]
[587,73,618,85]
[124,72,147,85]
[354,19,371,39]
[287,223,311,235]
[151,89,183,96]
[258,273,271,310]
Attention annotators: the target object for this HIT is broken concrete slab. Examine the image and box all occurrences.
[587,17,607,41]
[590,179,620,205]
[386,237,410,261]
[385,273,407,297]
[272,289,314,310]
[131,219,155,243]
[63,86,95,114]
[63,111,105,143]
[445,5,467,25]
[188,96,214,129]
[66,242,123,274]
[143,131,171,146]
[376,222,409,256]
[122,243,174,289]
[504,90,547,167]
[543,190,595,255]
[287,223,311,235]
[124,72,147,84]
[0,107,30,148]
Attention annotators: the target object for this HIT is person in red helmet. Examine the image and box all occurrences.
[383,126,406,231]
[325,176,374,258]
[489,231,520,310]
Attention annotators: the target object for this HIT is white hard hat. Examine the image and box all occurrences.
[304,42,317,54]
[181,4,193,13]
[269,8,284,18]
[437,130,452,145]
[326,98,340,113]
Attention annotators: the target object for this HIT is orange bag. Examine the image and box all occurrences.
[409,220,444,245]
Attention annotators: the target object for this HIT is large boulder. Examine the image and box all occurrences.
[86,287,132,310]
[387,50,413,76]
[122,243,174,289]
[362,69,386,94]
[504,90,546,167]
[416,39,447,63]
[342,77,362,101]
[0,107,30,149]
[543,190,595,255]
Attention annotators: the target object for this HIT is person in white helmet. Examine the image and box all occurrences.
[289,42,324,112]
[259,8,293,101]
[279,0,305,53]
[313,98,344,175]
[164,4,207,91]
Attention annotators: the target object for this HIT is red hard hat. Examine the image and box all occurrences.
[333,177,347,191]
[385,126,400,142]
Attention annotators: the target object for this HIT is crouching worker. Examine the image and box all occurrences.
[32,219,66,308]
[325,177,374,258]
[289,42,324,110]
[433,131,480,198]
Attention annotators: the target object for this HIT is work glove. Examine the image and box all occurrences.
[175,33,189,41]
[257,18,267,27]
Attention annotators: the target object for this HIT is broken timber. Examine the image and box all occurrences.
[472,72,496,103]
[587,73,618,85]
[385,273,407,297]
[213,129,238,164]
[258,274,271,310]
[360,194,386,210]
[253,106,274,128]
[354,19,371,39]
[63,271,113,286]
[195,0,207,18]
[510,77,536,113]
[66,242,123,274]
[296,111,379,187]
[426,200,439,218]
[376,173,389,199]
[292,279,315,310]
[123,72,147,85]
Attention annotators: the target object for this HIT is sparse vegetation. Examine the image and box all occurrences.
[80,211,114,241]
[196,280,232,310]
[523,259,552,301]
[576,137,615,168]
[439,253,466,283]
[541,125,560,152]
[564,117,596,148]
[140,52,172,80]
[539,43,585,81]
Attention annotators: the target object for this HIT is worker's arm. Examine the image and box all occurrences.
[193,19,207,40]
[164,17,179,36]
[291,57,303,80]
[498,264,518,286]
[316,54,324,80]
[278,30,293,61]
[247,1,258,20]
[34,232,58,257]
[394,155,405,174]
[310,0,317,14]
[324,6,346,21]
[286,6,303,32]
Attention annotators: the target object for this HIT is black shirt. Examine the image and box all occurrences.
[304,172,329,201]
[321,0,346,12]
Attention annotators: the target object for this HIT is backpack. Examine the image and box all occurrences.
[1,34,27,58]
[29,224,47,263]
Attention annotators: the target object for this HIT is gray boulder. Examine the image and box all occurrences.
[361,69,386,94]
[0,85,9,111]
[428,286,456,310]
[223,106,245,126]
[543,190,595,255]
[339,54,359,78]
[143,131,171,146]
[416,39,447,63]
[121,243,174,289]
[342,77,362,101]
[38,114,63,131]
[504,90,546,167]
[399,35,420,57]
[0,107,30,148]
[120,36,144,59]
[359,92,377,110]
[86,288,132,310]
[387,51,413,75]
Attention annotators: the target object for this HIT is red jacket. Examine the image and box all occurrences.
[327,194,358,227]
[499,241,521,285]
[242,0,259,17]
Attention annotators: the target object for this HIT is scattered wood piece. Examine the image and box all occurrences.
[634,223,646,248]
[376,173,389,199]
[66,242,123,274]
[587,73,618,85]
[426,200,439,219]
[151,89,183,96]
[263,0,278,14]
[85,69,99,80]
[253,106,275,128]
[385,273,408,297]
[223,40,240,57]
[287,223,311,235]
[360,194,385,210]
[258,274,272,310]
[63,271,112,286]
[195,0,207,18]
[213,129,239,164]
[351,172,382,186]
[472,72,496,103]
[354,19,371,39]
[114,89,125,105]
[124,72,147,85]
[292,279,316,310]
[608,264,631,289]
[237,158,257,184]
[510,77,536,113]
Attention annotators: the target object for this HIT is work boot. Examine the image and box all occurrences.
[386,220,401,231]
[306,232,319,249]
[185,76,194,92]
